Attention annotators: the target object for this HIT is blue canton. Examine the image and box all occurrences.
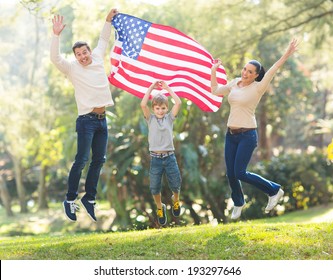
[112,14,152,60]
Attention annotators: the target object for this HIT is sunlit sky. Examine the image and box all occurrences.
[1,0,168,5]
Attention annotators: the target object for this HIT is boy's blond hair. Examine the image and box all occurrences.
[152,93,168,108]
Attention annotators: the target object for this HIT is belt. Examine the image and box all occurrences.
[228,127,255,135]
[150,151,174,158]
[85,112,106,119]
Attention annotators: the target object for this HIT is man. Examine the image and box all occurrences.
[50,8,118,222]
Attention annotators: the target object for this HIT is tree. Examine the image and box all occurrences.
[0,174,13,217]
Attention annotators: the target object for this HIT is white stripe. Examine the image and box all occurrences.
[171,85,221,111]
[140,49,210,74]
[116,62,223,102]
[111,55,211,95]
[149,26,211,55]
[144,37,210,62]
[112,72,220,112]
[112,72,148,93]
[111,50,227,89]
[111,64,222,105]
[110,39,225,111]
[111,40,227,81]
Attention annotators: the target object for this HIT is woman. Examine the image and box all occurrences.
[211,39,299,219]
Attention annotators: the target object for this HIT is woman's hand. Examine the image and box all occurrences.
[285,38,300,58]
[212,58,222,70]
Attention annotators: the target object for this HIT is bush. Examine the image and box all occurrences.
[245,151,333,218]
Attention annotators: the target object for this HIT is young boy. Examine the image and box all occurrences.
[140,81,182,225]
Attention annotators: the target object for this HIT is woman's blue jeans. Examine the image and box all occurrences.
[66,114,108,201]
[224,129,280,206]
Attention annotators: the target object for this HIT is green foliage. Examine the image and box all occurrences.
[243,151,333,219]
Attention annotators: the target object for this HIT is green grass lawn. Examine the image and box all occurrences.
[1,202,333,260]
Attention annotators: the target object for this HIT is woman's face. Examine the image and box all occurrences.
[241,63,259,84]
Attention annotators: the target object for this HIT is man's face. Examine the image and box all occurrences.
[74,46,92,66]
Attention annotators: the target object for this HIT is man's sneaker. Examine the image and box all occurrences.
[156,203,167,225]
[80,197,97,222]
[63,200,80,222]
[265,189,284,213]
[171,195,181,217]
[231,203,246,220]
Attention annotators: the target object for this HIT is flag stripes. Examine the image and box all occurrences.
[108,13,227,112]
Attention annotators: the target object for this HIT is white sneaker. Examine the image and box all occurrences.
[265,189,284,213]
[231,203,246,220]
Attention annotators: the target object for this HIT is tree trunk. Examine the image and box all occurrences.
[258,95,270,160]
[183,194,201,225]
[12,157,27,213]
[0,175,14,217]
[38,165,48,210]
[106,172,131,229]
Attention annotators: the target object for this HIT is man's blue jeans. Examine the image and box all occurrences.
[225,129,280,206]
[66,114,108,201]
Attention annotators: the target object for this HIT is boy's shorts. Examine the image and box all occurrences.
[149,153,181,195]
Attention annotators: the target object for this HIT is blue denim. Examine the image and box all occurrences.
[149,154,181,195]
[225,129,280,206]
[66,114,108,201]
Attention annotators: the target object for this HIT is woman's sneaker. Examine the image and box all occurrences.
[171,195,181,217]
[63,200,80,222]
[156,204,167,225]
[265,189,284,213]
[231,203,246,220]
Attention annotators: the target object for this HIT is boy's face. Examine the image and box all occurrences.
[152,104,168,118]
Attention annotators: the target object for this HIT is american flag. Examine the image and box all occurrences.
[108,13,227,112]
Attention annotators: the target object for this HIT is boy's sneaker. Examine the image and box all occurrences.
[156,203,167,225]
[171,195,181,217]
[80,197,97,222]
[63,200,80,222]
[265,189,284,213]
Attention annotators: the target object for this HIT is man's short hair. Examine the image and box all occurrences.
[72,41,91,53]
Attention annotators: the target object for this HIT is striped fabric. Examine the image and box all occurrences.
[108,13,227,112]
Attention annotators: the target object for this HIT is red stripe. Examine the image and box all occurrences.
[170,81,222,107]
[113,58,212,93]
[112,49,227,85]
[109,14,226,112]
[110,77,145,99]
[110,52,226,100]
[110,66,221,107]
[137,55,211,81]
[151,23,194,40]
[142,44,213,69]
[171,90,219,111]
[110,74,219,112]
[147,25,212,60]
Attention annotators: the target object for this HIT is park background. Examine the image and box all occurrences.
[1,0,333,260]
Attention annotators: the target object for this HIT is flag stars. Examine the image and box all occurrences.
[113,14,152,59]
